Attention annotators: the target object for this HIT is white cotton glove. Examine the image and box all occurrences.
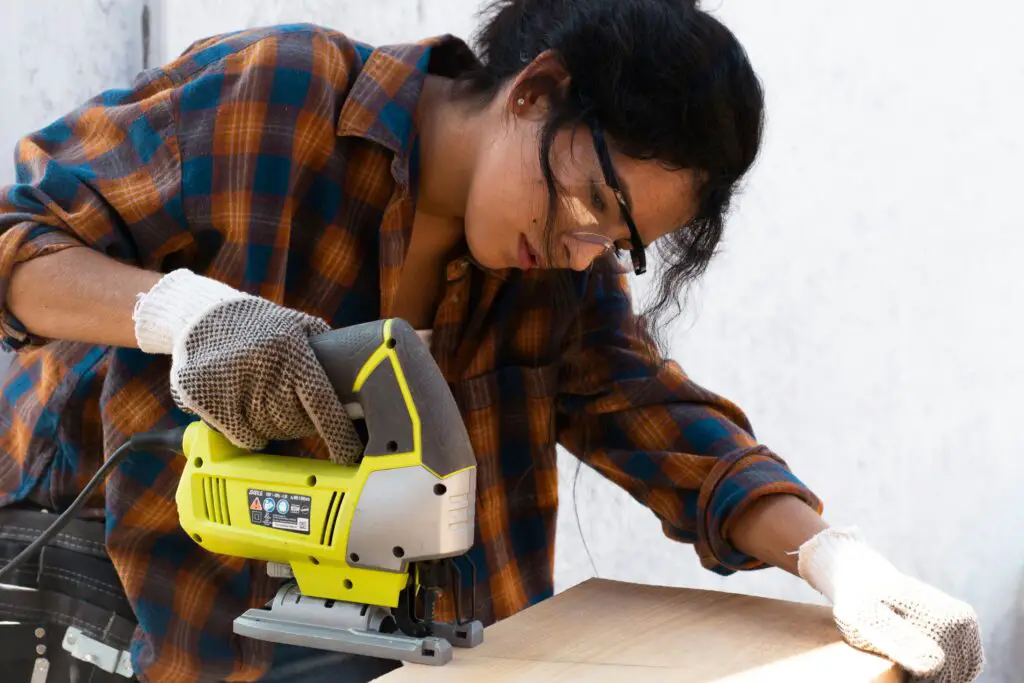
[797,527,983,682]
[132,269,363,464]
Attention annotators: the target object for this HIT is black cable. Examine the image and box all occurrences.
[0,425,189,583]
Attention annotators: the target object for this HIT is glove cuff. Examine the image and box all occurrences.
[797,526,881,604]
[133,269,250,354]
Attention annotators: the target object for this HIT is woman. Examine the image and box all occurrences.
[0,1,981,682]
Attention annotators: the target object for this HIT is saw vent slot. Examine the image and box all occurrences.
[320,492,344,546]
[202,477,231,525]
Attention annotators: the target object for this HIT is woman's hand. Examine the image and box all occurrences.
[730,496,983,682]
[133,269,364,464]
[798,526,982,682]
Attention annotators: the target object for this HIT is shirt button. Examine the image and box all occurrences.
[450,295,460,304]
[447,258,471,281]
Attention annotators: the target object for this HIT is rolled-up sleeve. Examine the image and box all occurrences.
[0,223,85,347]
[0,69,187,351]
[557,267,823,575]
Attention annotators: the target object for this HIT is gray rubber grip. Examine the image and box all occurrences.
[309,319,476,477]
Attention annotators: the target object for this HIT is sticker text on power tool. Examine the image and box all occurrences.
[247,488,312,535]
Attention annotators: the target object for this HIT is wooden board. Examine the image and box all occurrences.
[377,578,903,682]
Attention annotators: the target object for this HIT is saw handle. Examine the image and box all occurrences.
[309,318,476,478]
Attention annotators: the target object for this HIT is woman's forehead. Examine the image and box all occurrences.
[630,162,701,240]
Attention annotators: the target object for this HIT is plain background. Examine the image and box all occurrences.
[1,1,1022,680]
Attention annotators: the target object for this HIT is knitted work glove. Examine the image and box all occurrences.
[133,269,363,464]
[798,527,983,682]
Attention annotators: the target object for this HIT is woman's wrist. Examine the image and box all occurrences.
[728,493,829,575]
[796,526,896,604]
[133,269,250,354]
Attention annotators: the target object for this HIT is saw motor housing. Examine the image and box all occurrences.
[173,318,480,664]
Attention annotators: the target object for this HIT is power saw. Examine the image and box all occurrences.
[173,318,483,666]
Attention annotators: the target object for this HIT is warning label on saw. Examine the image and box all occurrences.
[247,488,312,535]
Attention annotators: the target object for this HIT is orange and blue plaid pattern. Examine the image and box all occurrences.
[0,24,822,682]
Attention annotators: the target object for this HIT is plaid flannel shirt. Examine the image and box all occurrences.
[0,24,822,682]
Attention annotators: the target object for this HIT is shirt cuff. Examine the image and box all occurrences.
[695,446,823,575]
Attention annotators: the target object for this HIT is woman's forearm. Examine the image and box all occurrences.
[6,246,161,348]
[728,494,829,575]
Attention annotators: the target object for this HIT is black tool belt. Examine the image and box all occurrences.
[0,507,139,682]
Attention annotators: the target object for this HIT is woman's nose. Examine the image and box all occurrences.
[560,233,606,271]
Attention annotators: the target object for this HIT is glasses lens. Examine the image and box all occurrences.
[570,232,612,247]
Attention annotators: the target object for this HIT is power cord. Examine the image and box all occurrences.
[0,425,189,582]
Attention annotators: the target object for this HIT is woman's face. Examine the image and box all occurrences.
[464,110,701,274]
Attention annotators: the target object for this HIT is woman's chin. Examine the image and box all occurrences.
[464,244,507,271]
[464,227,521,271]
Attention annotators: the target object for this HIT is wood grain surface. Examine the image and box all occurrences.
[377,578,904,682]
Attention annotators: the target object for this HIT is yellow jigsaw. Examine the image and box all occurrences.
[174,318,482,666]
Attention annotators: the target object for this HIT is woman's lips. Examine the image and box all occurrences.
[518,233,540,269]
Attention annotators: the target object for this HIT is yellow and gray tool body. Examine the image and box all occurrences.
[174,318,482,665]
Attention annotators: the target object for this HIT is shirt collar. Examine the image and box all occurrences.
[336,34,477,186]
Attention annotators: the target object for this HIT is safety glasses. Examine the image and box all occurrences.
[585,117,647,276]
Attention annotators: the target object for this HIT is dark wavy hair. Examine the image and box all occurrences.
[453,0,765,352]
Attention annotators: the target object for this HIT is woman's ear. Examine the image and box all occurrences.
[508,49,572,120]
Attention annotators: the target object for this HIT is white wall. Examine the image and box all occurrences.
[0,0,145,186]
[0,0,146,376]
[3,1,1022,680]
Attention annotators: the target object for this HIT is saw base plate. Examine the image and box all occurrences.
[234,607,453,666]
[233,583,483,666]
